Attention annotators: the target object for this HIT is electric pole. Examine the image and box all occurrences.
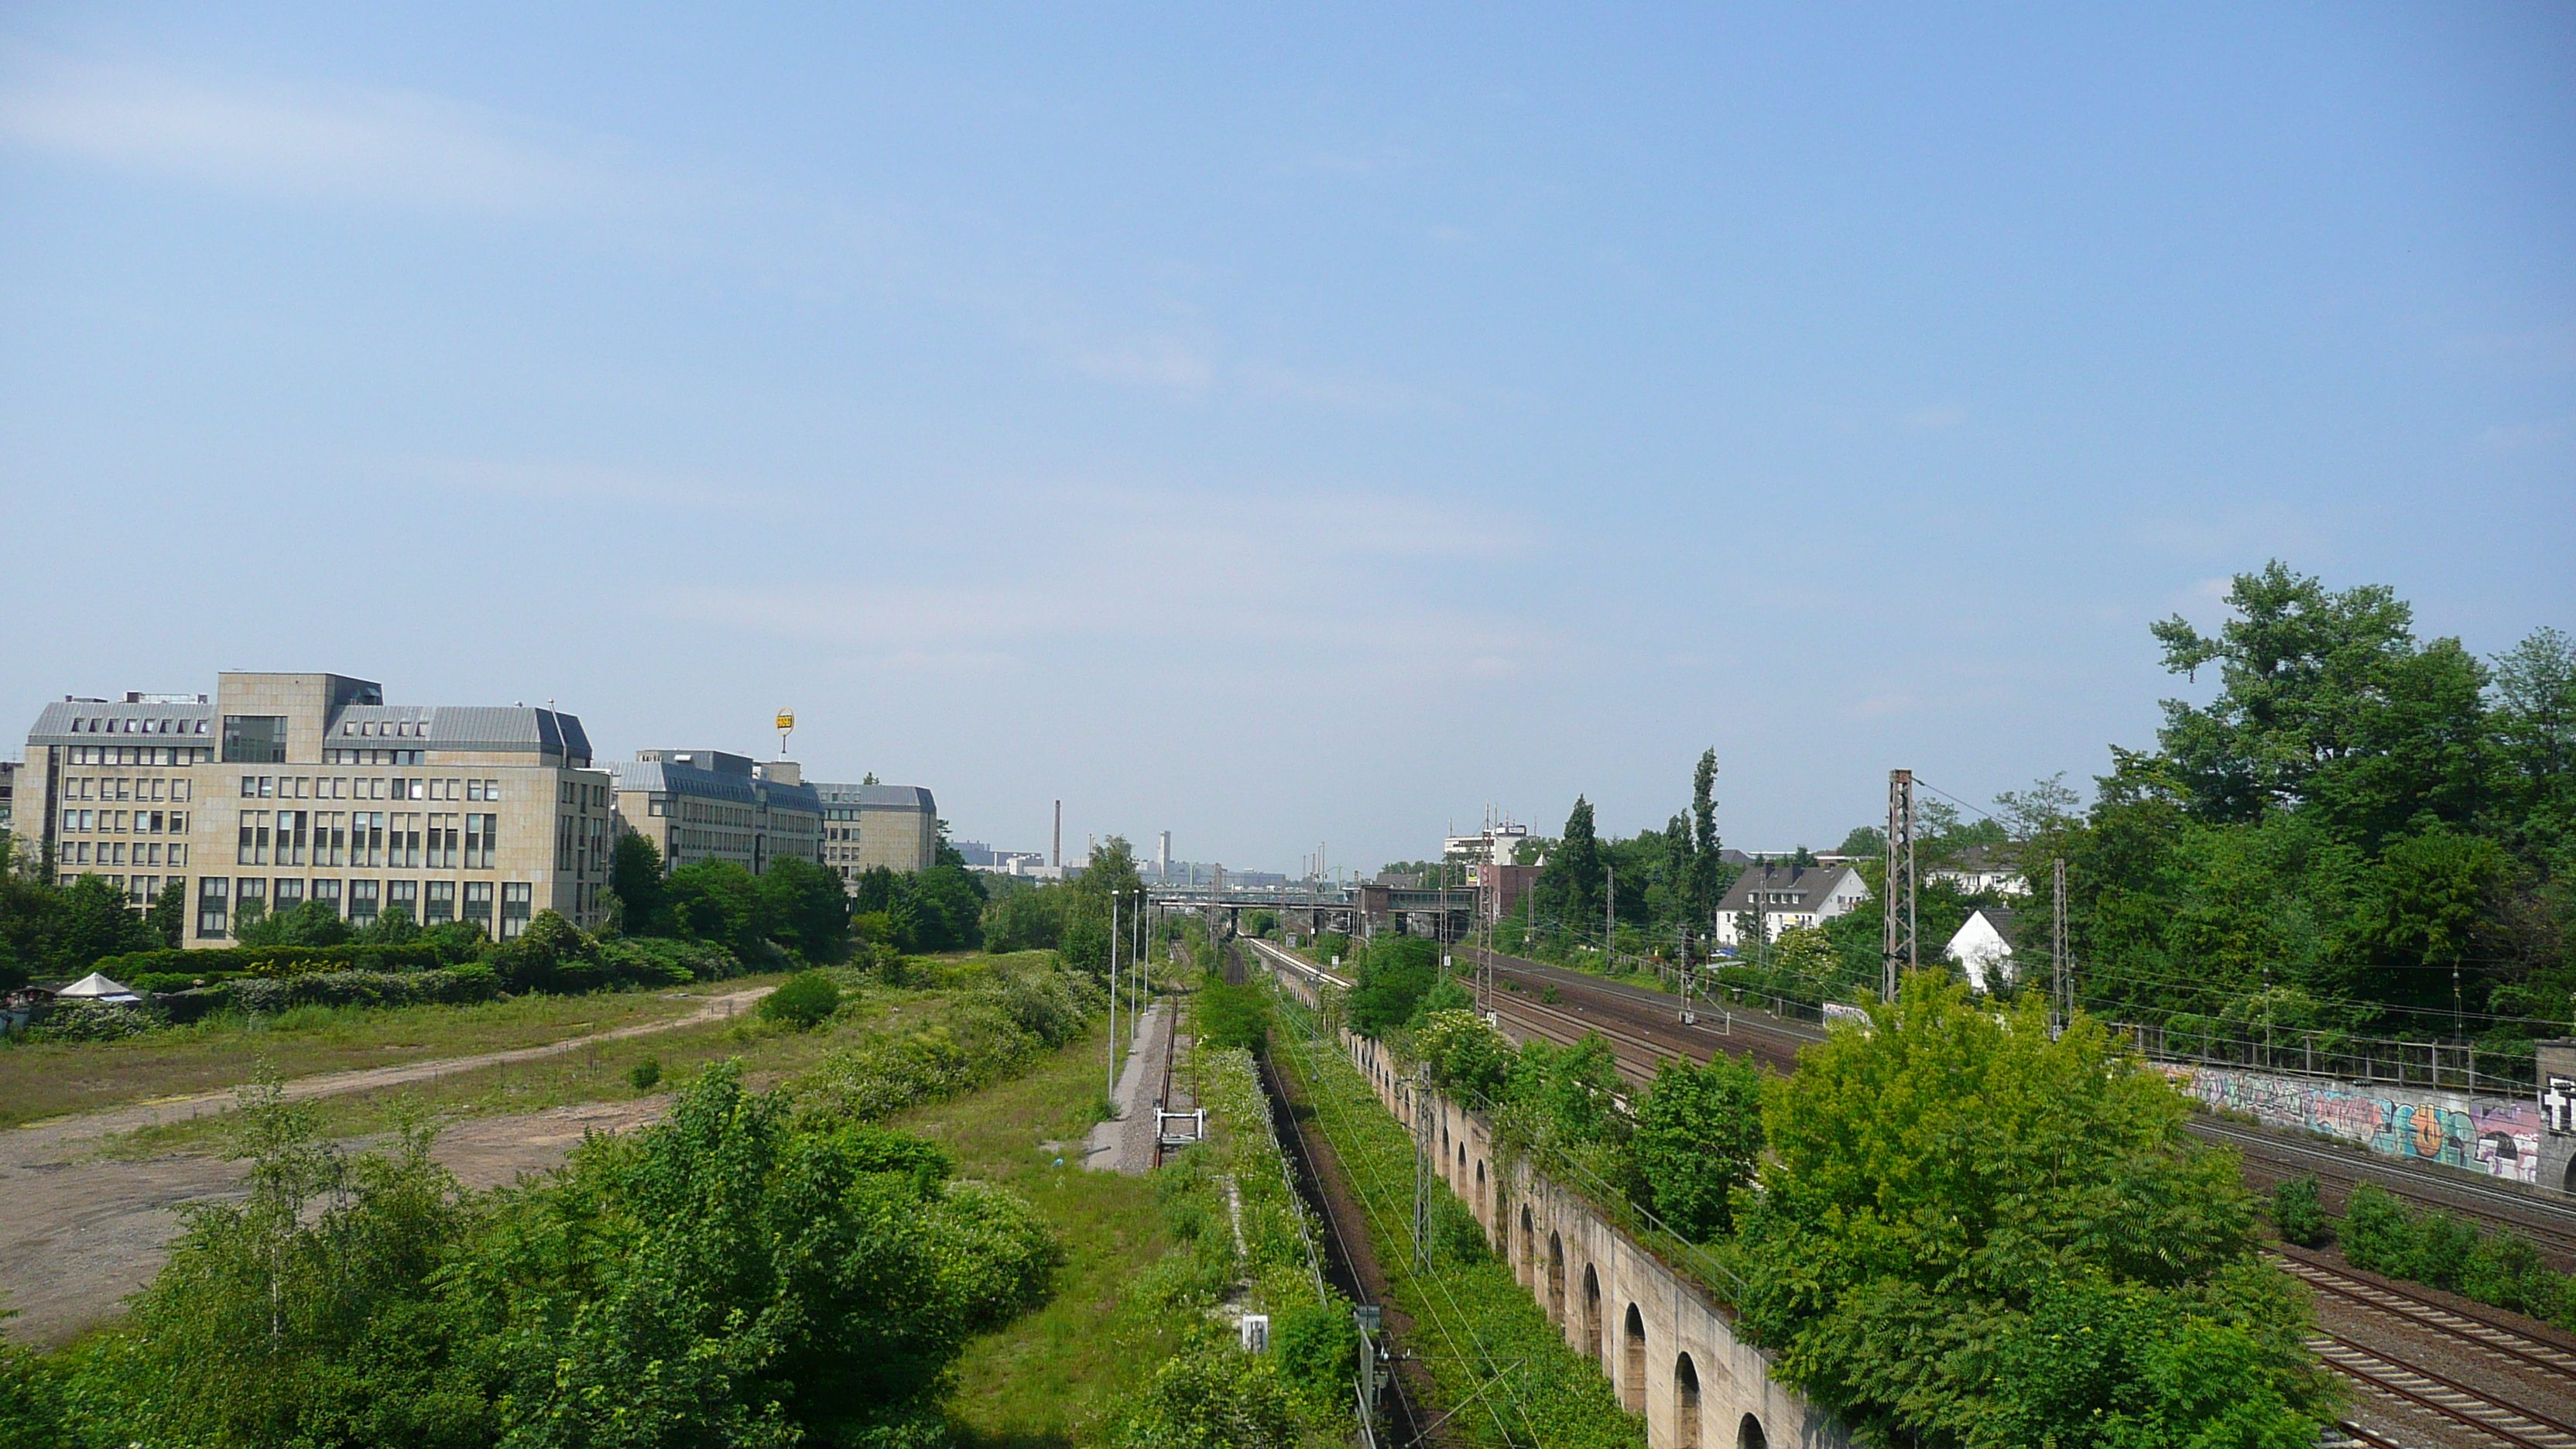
[1108,888,1121,1107]
[1605,863,1615,966]
[1882,769,1917,1002]
[1411,1072,1433,1273]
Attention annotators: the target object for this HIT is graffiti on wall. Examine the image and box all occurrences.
[2157,1064,2543,1185]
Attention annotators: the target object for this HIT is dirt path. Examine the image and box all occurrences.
[0,985,770,1348]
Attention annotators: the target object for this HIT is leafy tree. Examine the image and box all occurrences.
[983,882,1069,952]
[665,858,764,954]
[51,874,159,968]
[1629,1052,1762,1240]
[1114,1345,1297,1449]
[147,879,187,948]
[610,829,668,934]
[1195,975,1270,1052]
[355,904,421,945]
[753,855,851,962]
[1736,974,2332,1448]
[1538,795,1604,927]
[1346,935,1438,1036]
[2150,560,2491,844]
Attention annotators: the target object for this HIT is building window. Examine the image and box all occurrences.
[197,876,228,938]
[313,879,341,916]
[235,878,265,925]
[238,810,270,865]
[465,813,497,869]
[221,715,288,764]
[468,880,498,934]
[389,879,419,922]
[348,879,380,924]
[497,882,528,939]
[422,880,454,925]
[274,879,304,915]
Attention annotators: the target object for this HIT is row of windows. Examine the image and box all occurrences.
[239,775,500,801]
[66,745,208,766]
[63,776,193,802]
[64,715,204,735]
[558,781,610,808]
[557,813,608,872]
[197,876,533,938]
[237,810,498,868]
[324,748,425,766]
[60,841,185,867]
[341,718,427,738]
[646,796,757,827]
[62,809,188,834]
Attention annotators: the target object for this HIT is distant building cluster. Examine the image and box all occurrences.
[8,671,940,948]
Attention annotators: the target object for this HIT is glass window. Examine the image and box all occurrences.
[313,879,342,916]
[220,715,287,764]
[348,879,380,923]
[423,880,455,925]
[273,879,304,914]
[485,881,515,937]
[197,876,228,938]
[392,879,423,921]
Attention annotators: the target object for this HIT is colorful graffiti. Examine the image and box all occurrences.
[2157,1063,2543,1184]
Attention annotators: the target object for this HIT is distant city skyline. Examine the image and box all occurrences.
[4,5,2569,873]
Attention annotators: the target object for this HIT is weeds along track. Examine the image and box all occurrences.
[2308,1329,2576,1449]
[1467,946,2576,1262]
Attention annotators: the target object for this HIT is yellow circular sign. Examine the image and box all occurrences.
[776,710,796,732]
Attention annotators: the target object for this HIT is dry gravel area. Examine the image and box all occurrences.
[0,985,769,1348]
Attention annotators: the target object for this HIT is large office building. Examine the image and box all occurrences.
[12,672,618,944]
[606,749,824,875]
[812,780,938,885]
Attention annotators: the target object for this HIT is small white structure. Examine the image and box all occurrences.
[1945,908,2017,993]
[53,972,143,1005]
[1927,844,2030,897]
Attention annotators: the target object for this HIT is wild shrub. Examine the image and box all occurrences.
[2269,1175,2329,1248]
[759,969,842,1029]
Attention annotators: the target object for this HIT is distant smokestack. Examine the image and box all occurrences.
[1159,831,1171,872]
[1053,800,1062,868]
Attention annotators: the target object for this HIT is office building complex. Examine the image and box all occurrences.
[606,750,823,875]
[12,673,617,943]
[812,781,937,884]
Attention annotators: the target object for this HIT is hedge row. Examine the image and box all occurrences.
[93,942,453,980]
[151,967,507,1021]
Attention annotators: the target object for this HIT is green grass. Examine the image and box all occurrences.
[0,982,793,1129]
[911,999,1173,1448]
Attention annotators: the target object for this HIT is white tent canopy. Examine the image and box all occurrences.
[53,972,142,1003]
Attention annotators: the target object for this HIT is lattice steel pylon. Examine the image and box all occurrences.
[2052,856,2071,1031]
[1882,769,1917,1002]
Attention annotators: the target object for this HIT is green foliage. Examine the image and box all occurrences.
[1630,1052,1763,1240]
[146,879,187,949]
[0,868,157,988]
[2338,1184,2576,1327]
[1346,934,1438,1036]
[1734,973,2333,1448]
[1270,1297,1356,1410]
[46,1061,1067,1448]
[2268,1175,2328,1249]
[1413,1008,1514,1103]
[628,1057,663,1091]
[760,968,844,1029]
[236,899,356,948]
[1112,1345,1299,1449]
[610,828,667,932]
[793,954,1105,1121]
[26,1000,162,1043]
[981,879,1069,953]
[850,862,988,952]
[1196,974,1272,1052]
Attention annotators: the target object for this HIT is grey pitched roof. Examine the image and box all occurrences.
[26,700,214,745]
[811,783,936,811]
[611,759,822,814]
[1718,862,1864,913]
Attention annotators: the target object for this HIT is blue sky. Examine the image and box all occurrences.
[4,4,2570,872]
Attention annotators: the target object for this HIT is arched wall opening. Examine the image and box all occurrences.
[1622,1303,1646,1412]
[1582,1264,1604,1365]
[1737,1411,1768,1449]
[1520,1205,1536,1286]
[1675,1353,1702,1449]
[1547,1232,1566,1324]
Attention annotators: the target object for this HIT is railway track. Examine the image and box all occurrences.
[2308,1330,2576,1448]
[1465,947,2576,1262]
[2273,1249,2576,1382]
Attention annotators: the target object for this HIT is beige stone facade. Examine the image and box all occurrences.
[13,673,616,944]
[607,749,823,876]
[811,781,937,886]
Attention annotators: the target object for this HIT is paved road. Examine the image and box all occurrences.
[0,984,772,1348]
[1085,1002,1175,1176]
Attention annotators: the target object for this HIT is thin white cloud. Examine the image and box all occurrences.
[0,50,616,212]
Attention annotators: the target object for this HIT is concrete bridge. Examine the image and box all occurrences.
[1146,882,1478,941]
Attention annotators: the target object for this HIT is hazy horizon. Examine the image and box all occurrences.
[5,5,2570,874]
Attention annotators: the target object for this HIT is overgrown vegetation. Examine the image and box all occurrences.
[5,954,1115,1447]
[2334,1183,2576,1330]
[1270,992,1647,1449]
